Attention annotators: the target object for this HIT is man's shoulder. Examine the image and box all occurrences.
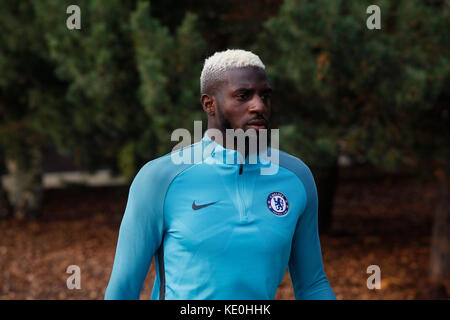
[277,149,314,179]
[276,149,318,200]
[132,142,200,185]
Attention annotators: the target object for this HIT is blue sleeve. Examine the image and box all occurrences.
[104,161,164,300]
[288,163,336,300]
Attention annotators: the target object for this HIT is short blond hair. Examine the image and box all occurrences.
[200,49,265,94]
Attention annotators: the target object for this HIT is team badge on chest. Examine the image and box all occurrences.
[267,192,289,216]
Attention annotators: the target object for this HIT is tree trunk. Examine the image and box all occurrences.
[430,168,450,282]
[417,167,450,299]
[0,180,12,218]
[5,147,44,219]
[314,158,339,234]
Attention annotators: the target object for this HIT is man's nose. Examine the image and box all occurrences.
[248,95,266,114]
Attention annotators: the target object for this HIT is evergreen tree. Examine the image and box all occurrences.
[0,1,66,218]
[1,0,207,216]
[41,0,206,179]
[130,1,206,163]
[256,0,449,289]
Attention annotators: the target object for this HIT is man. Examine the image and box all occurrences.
[105,49,336,300]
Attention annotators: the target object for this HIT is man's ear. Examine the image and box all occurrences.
[201,94,215,116]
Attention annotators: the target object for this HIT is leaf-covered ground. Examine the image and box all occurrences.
[0,168,448,299]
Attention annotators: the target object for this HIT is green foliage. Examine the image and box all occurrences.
[255,0,449,172]
[0,1,64,161]
[118,142,136,181]
[37,0,142,173]
[131,2,206,157]
[26,0,206,178]
[1,0,448,183]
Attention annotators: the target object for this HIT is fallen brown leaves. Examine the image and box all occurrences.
[0,170,447,299]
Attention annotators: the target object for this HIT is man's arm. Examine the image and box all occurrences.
[105,162,164,300]
[288,164,336,300]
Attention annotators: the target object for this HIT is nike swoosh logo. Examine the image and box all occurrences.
[192,200,218,210]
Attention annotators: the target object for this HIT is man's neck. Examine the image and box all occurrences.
[206,127,260,160]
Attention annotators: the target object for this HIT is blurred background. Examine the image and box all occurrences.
[0,0,448,299]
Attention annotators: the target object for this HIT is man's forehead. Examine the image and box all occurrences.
[225,66,270,89]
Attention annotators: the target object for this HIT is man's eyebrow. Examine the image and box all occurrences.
[232,87,254,93]
[232,87,272,93]
[233,87,254,91]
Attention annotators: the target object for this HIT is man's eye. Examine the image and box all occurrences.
[237,93,249,100]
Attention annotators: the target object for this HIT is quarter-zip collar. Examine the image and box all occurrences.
[201,131,271,167]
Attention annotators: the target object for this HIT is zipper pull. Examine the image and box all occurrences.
[239,163,243,175]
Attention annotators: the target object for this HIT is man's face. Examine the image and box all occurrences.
[214,66,272,133]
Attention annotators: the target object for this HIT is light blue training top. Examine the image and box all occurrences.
[105,133,336,300]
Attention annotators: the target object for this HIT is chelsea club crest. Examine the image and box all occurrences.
[267,192,289,216]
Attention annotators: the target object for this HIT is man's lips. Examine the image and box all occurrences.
[246,119,267,129]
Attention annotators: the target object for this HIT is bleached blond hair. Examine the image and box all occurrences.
[200,49,266,94]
